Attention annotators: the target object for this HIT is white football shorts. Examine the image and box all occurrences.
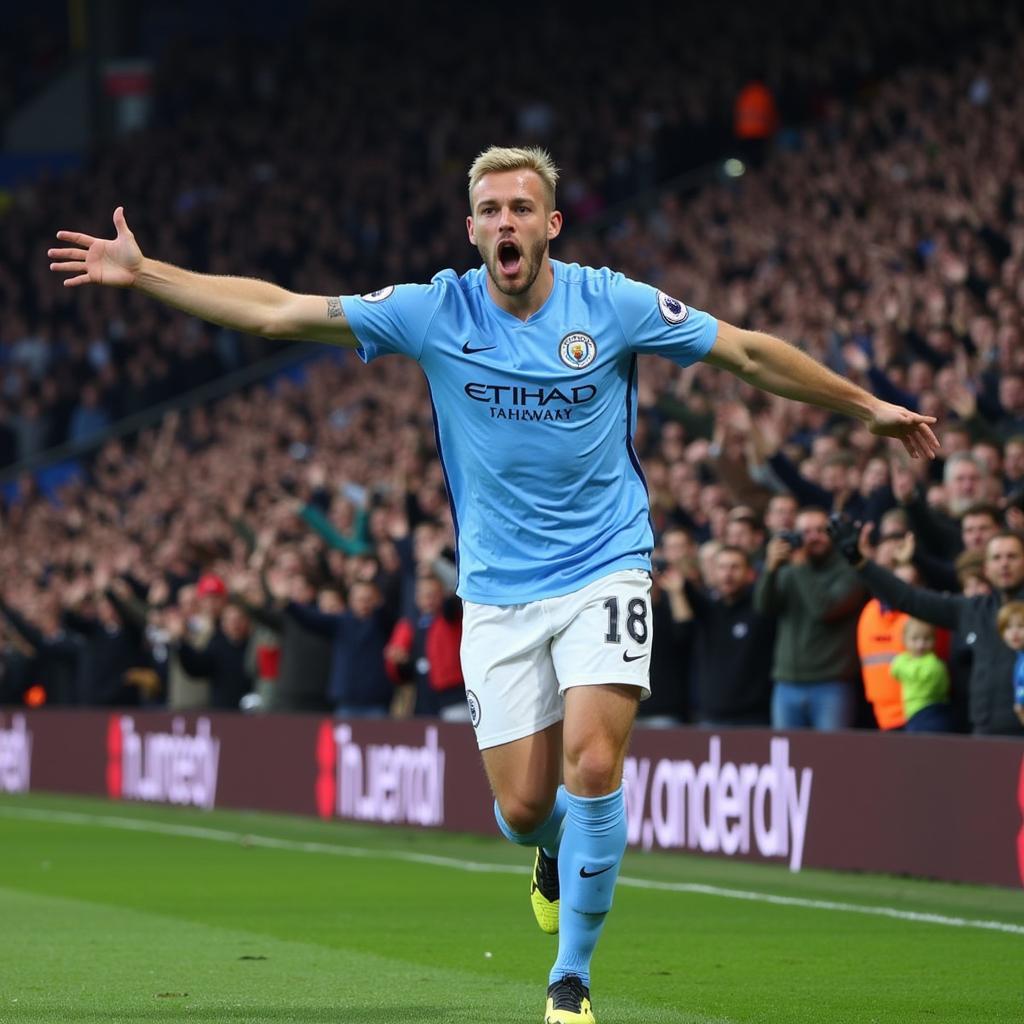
[460,569,652,750]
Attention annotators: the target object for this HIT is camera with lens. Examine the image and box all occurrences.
[775,529,803,549]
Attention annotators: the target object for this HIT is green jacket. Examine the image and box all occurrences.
[753,549,867,684]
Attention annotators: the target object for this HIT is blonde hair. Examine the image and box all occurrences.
[467,146,559,211]
[997,600,1024,635]
[902,617,935,644]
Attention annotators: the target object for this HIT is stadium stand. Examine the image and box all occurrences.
[1,2,1022,737]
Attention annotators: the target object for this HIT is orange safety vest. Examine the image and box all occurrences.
[734,81,779,140]
[857,599,950,729]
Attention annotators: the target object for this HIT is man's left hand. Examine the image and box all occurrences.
[866,401,940,459]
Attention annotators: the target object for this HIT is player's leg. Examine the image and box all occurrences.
[544,569,651,1023]
[460,597,570,932]
[483,721,565,844]
[544,683,637,1022]
[482,723,567,933]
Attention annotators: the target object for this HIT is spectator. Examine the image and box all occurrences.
[286,579,395,718]
[67,383,112,445]
[683,545,774,726]
[638,527,693,726]
[996,602,1024,728]
[889,618,953,733]
[764,493,798,536]
[61,578,149,706]
[230,565,334,713]
[754,507,867,730]
[169,603,254,710]
[384,569,466,720]
[835,521,1024,736]
[0,590,79,705]
[856,525,917,732]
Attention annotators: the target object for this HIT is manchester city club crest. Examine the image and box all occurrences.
[466,690,481,729]
[657,290,689,325]
[558,331,597,370]
[361,285,395,303]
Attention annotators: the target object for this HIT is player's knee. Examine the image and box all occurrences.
[563,745,621,796]
[497,795,551,838]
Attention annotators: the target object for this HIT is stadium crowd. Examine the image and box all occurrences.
[1,3,1023,736]
[0,0,1012,463]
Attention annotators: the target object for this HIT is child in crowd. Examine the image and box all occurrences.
[996,601,1024,727]
[889,618,952,732]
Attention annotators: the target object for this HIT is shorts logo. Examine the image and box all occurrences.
[361,285,395,303]
[657,291,689,325]
[466,690,481,729]
[559,332,597,370]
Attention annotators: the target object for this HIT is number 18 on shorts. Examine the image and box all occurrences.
[460,569,653,750]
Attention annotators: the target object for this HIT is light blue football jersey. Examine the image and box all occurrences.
[341,260,717,605]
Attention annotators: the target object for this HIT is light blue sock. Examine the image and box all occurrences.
[549,786,627,987]
[493,784,568,858]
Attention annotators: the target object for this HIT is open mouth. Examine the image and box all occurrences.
[497,239,522,276]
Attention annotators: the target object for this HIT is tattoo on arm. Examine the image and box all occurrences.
[326,297,344,319]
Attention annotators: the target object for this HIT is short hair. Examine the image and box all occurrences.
[795,505,829,521]
[902,617,934,642]
[997,601,1024,635]
[987,531,1024,555]
[467,146,559,211]
[954,548,985,585]
[715,544,750,566]
[959,502,1001,524]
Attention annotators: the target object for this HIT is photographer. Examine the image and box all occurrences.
[753,507,867,730]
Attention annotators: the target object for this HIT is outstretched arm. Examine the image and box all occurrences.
[704,321,939,460]
[49,207,357,346]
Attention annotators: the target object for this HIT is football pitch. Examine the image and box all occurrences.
[0,793,1021,1024]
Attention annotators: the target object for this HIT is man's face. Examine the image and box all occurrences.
[714,551,749,600]
[660,529,692,567]
[348,583,378,619]
[765,496,797,533]
[985,536,1024,591]
[723,520,758,554]
[961,513,998,552]
[467,169,562,298]
[796,511,832,560]
[819,462,847,494]
[1005,442,1024,480]
[948,460,982,499]
[415,577,444,615]
[861,458,889,494]
[999,376,1024,415]
[221,605,250,643]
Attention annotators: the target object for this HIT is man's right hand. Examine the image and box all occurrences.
[764,535,793,571]
[49,207,143,289]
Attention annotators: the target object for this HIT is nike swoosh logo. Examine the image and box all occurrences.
[462,341,497,354]
[622,651,644,663]
[579,865,615,879]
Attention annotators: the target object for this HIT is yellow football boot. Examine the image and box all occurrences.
[544,975,595,1024]
[530,847,560,934]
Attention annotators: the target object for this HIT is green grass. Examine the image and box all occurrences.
[0,793,1022,1023]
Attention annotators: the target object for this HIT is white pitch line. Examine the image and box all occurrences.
[2,805,1022,936]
